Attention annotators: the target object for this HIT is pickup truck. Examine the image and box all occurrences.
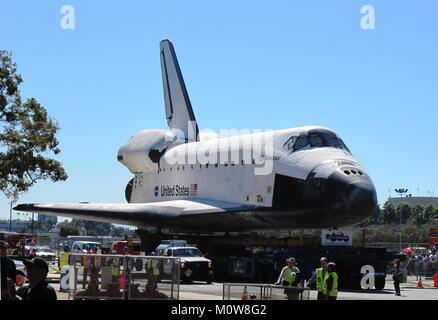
[157,241,214,284]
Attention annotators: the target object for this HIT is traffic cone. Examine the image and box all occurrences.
[241,286,248,300]
[119,272,125,289]
[417,275,423,288]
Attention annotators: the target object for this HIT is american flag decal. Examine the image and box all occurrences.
[189,184,198,196]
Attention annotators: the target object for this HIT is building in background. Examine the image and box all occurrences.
[388,197,438,207]
[0,219,28,232]
[38,214,58,224]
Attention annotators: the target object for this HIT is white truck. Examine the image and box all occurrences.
[155,240,214,284]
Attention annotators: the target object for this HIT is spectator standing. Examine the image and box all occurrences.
[16,258,57,300]
[393,259,403,296]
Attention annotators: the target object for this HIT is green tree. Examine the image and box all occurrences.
[0,50,67,200]
[71,219,112,236]
[382,201,397,224]
[58,221,79,237]
[41,217,57,231]
[412,204,427,225]
[396,203,412,224]
[424,205,435,223]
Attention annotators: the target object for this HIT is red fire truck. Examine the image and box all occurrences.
[0,231,37,254]
[428,228,438,246]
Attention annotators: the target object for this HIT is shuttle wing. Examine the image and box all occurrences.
[14,200,258,228]
[160,39,199,142]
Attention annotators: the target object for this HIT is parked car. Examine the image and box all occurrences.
[34,246,57,261]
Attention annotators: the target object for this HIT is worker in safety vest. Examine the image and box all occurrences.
[58,245,70,269]
[111,253,121,284]
[275,257,300,286]
[307,257,329,300]
[323,262,338,300]
[147,258,160,276]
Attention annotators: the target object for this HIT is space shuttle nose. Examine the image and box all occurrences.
[347,183,377,217]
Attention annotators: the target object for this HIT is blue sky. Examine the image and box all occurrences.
[1,0,437,222]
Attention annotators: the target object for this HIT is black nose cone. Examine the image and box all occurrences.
[347,183,377,217]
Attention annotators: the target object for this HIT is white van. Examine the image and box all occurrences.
[72,241,102,254]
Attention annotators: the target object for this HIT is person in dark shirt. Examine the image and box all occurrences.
[1,240,17,300]
[392,259,403,296]
[27,248,37,260]
[16,257,57,300]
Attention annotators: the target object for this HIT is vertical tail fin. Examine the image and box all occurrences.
[160,39,199,142]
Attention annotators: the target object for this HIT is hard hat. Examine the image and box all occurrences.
[64,245,70,250]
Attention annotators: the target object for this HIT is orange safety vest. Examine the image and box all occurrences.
[83,255,90,269]
[95,254,101,268]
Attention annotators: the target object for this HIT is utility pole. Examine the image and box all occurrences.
[395,188,408,252]
[9,201,15,232]
[31,213,35,234]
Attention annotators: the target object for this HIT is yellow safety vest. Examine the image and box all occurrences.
[283,267,297,284]
[59,251,69,268]
[152,259,160,276]
[315,268,326,292]
[111,259,120,276]
[323,272,338,297]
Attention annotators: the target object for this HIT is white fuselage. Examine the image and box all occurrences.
[124,126,362,208]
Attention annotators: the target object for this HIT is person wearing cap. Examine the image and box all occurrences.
[275,257,300,286]
[16,257,57,300]
[323,262,338,300]
[307,257,329,300]
[1,240,17,300]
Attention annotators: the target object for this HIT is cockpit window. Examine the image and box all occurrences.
[293,135,309,151]
[286,129,351,153]
[283,136,297,151]
[309,134,323,147]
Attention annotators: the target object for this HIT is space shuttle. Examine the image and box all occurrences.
[14,40,377,232]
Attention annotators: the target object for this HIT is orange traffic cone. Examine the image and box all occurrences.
[119,272,125,289]
[417,275,423,288]
[241,286,248,300]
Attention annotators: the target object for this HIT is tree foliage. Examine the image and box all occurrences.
[58,221,79,237]
[56,219,128,237]
[368,201,438,226]
[0,50,67,199]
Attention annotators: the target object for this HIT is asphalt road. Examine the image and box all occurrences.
[48,275,438,300]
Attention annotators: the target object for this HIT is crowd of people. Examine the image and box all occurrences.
[409,246,438,262]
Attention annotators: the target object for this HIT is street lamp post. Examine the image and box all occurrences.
[395,188,408,252]
[9,201,15,232]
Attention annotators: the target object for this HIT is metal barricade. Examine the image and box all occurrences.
[66,253,180,300]
[222,283,310,300]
